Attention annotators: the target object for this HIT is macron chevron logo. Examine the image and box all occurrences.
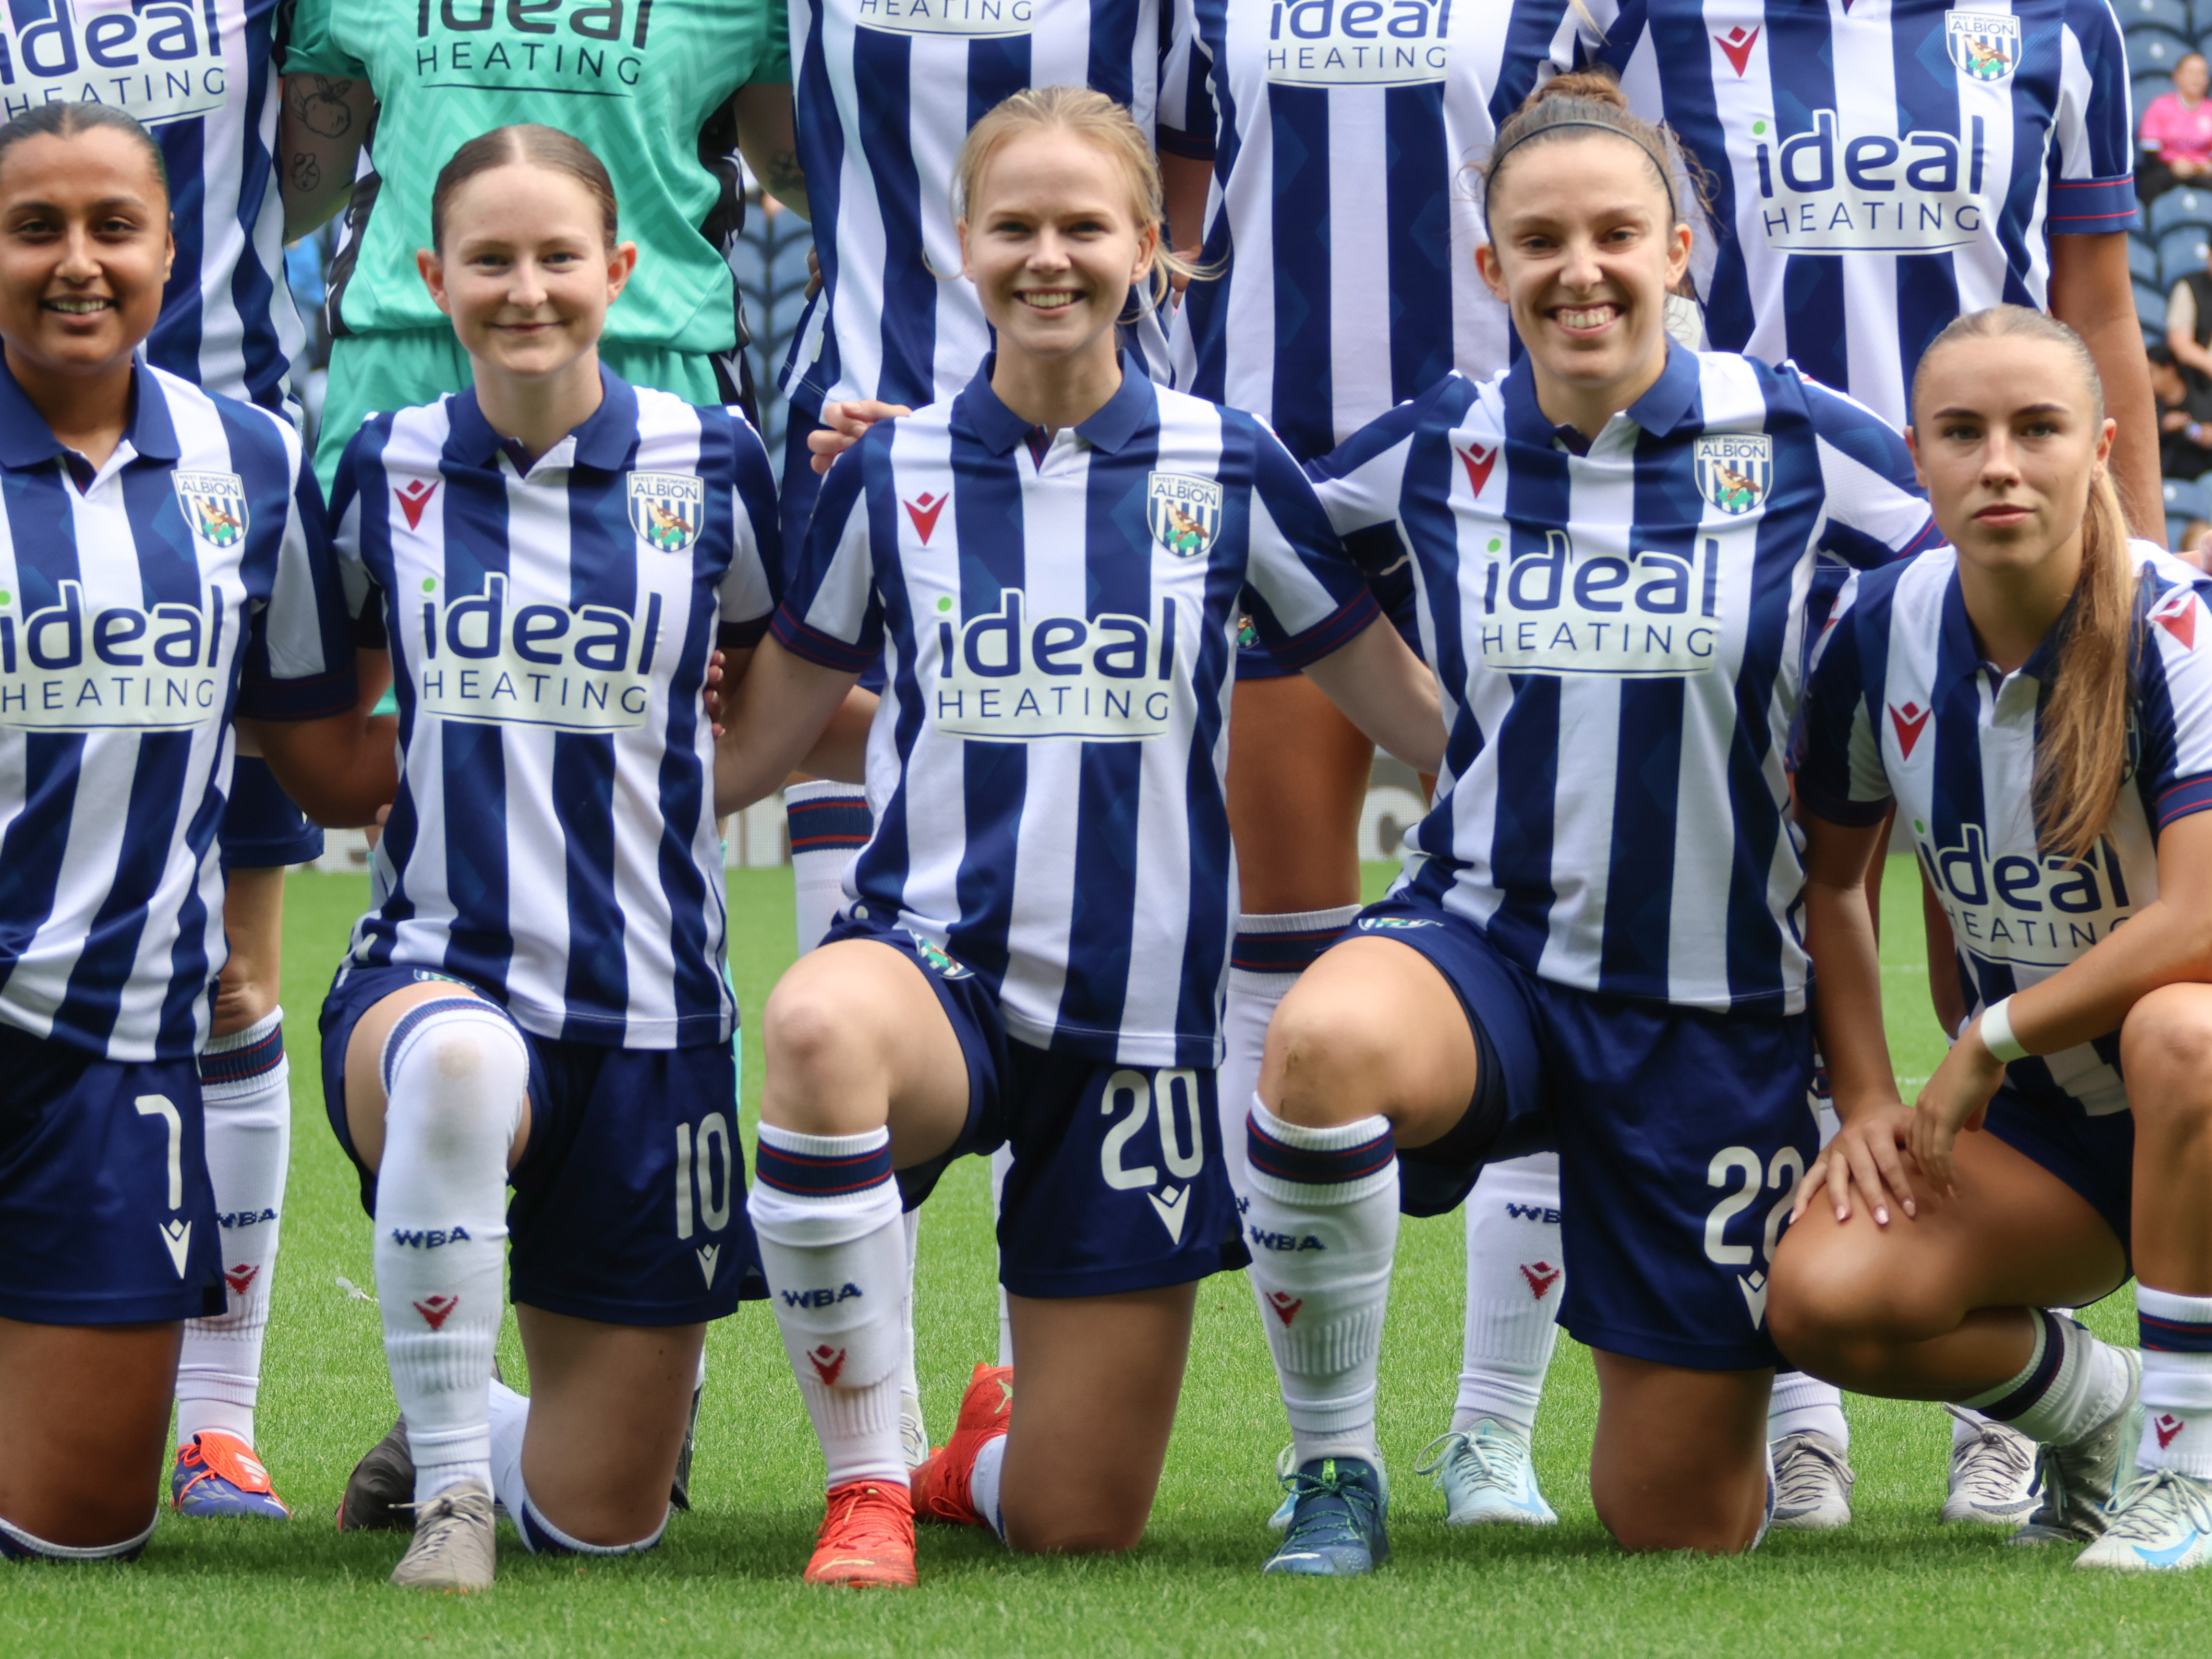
[1519,1260,1562,1300]
[1889,701,1931,759]
[1266,1291,1303,1328]
[903,491,948,544]
[1713,24,1759,75]
[223,1262,259,1295]
[808,1344,847,1386]
[1456,444,1498,498]
[394,479,439,530]
[412,1294,459,1331]
[2151,590,2199,651]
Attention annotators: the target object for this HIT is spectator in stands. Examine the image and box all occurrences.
[2168,238,2212,411]
[2151,343,2212,477]
[2141,52,2212,205]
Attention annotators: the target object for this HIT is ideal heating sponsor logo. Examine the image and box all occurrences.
[410,0,661,89]
[0,579,225,730]
[930,588,1181,741]
[856,0,1032,41]
[1264,0,1450,87]
[413,573,663,732]
[1748,107,1993,255]
[1476,529,1732,677]
[0,1,229,126]
[1915,821,2139,969]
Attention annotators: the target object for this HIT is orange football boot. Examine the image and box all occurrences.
[910,1362,1013,1527]
[803,1479,917,1588]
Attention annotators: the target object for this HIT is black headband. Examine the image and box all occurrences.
[1486,116,1677,224]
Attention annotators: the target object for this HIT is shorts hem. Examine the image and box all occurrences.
[509,1282,759,1325]
[1565,1321,1782,1373]
[1000,1247,1239,1300]
[0,1287,222,1325]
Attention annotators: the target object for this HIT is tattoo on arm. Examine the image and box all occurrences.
[289,76,357,141]
[764,148,805,198]
[289,153,322,194]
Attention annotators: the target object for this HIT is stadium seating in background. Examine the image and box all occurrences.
[2129,24,2193,80]
[2166,476,2210,549]
[2140,276,2171,333]
[2123,0,2193,34]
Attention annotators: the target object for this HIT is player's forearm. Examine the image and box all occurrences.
[1803,877,1902,1120]
[797,687,878,784]
[241,711,397,828]
[712,639,860,815]
[2051,233,2162,539]
[735,83,810,221]
[280,76,375,241]
[1920,872,1969,1036]
[1303,620,1447,774]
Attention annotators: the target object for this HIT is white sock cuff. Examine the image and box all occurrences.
[1247,1098,1396,1205]
[2141,1348,2212,1411]
[519,1493,668,1556]
[755,1122,890,1160]
[1235,904,1363,935]
[1250,1098,1388,1154]
[2138,1285,2212,1328]
[175,1366,261,1408]
[0,1512,155,1563]
[784,779,869,807]
[205,1007,283,1054]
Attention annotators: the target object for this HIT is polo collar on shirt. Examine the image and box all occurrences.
[444,365,641,472]
[1935,563,2072,695]
[0,354,178,471]
[1501,339,1703,451]
[955,352,1155,458]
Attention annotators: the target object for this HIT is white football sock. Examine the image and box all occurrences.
[1244,1097,1398,1468]
[373,1000,527,1504]
[899,1204,923,1408]
[1451,1152,1562,1437]
[1216,907,1361,1205]
[969,1432,1010,1543]
[1768,1371,1850,1448]
[2137,1287,2212,1477]
[488,1375,529,1518]
[1958,1309,2131,1447]
[178,1008,290,1449]
[786,781,868,955]
[991,1144,1014,1366]
[748,1123,910,1488]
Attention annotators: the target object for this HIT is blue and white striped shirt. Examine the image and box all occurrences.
[0,1,305,414]
[1799,543,2212,1113]
[778,0,1168,418]
[0,359,354,1061]
[1158,0,1574,459]
[331,371,781,1050]
[775,355,1377,1064]
[1586,0,2136,430]
[1310,344,1942,1013]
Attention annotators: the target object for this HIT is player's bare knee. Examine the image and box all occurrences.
[761,978,875,1089]
[2122,989,2212,1118]
[1262,984,1397,1123]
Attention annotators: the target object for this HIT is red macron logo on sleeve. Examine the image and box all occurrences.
[903,491,948,544]
[1456,444,1498,498]
[2150,590,2198,650]
[394,479,439,530]
[1888,701,1932,759]
[1713,25,1760,76]
[1519,1261,1563,1300]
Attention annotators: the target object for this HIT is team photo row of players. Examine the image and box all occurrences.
[2,0,2210,1601]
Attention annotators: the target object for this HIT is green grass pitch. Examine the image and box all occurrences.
[5,859,2200,1657]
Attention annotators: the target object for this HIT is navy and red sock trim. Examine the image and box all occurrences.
[1980,1308,2070,1423]
[2140,1311,2212,1353]
[200,1023,285,1086]
[1230,923,1350,976]
[1247,1116,1394,1187]
[788,794,873,856]
[755,1136,894,1197]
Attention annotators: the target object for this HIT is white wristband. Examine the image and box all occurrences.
[1978,996,2028,1064]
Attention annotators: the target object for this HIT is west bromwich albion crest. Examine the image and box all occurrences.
[1945,10,2020,81]
[627,473,704,554]
[1147,472,1222,559]
[1694,435,1771,517]
[174,471,249,550]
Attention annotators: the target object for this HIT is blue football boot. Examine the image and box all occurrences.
[1262,1456,1389,1577]
[172,1432,292,1520]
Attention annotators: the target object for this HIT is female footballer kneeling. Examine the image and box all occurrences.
[1773,305,2212,1571]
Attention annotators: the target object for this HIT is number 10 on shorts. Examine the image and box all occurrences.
[673,1112,736,1287]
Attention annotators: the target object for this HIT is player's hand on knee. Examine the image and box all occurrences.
[1907,1036,2004,1198]
[808,401,913,475]
[1797,1101,1919,1228]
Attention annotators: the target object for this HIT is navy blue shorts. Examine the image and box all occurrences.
[819,913,1249,1298]
[320,963,765,1324]
[219,754,323,871]
[0,1025,223,1324]
[1984,1083,2136,1264]
[1353,899,1817,1371]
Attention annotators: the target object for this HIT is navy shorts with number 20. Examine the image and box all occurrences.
[822,912,1249,1299]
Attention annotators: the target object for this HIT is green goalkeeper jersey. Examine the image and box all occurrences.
[284,0,788,352]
